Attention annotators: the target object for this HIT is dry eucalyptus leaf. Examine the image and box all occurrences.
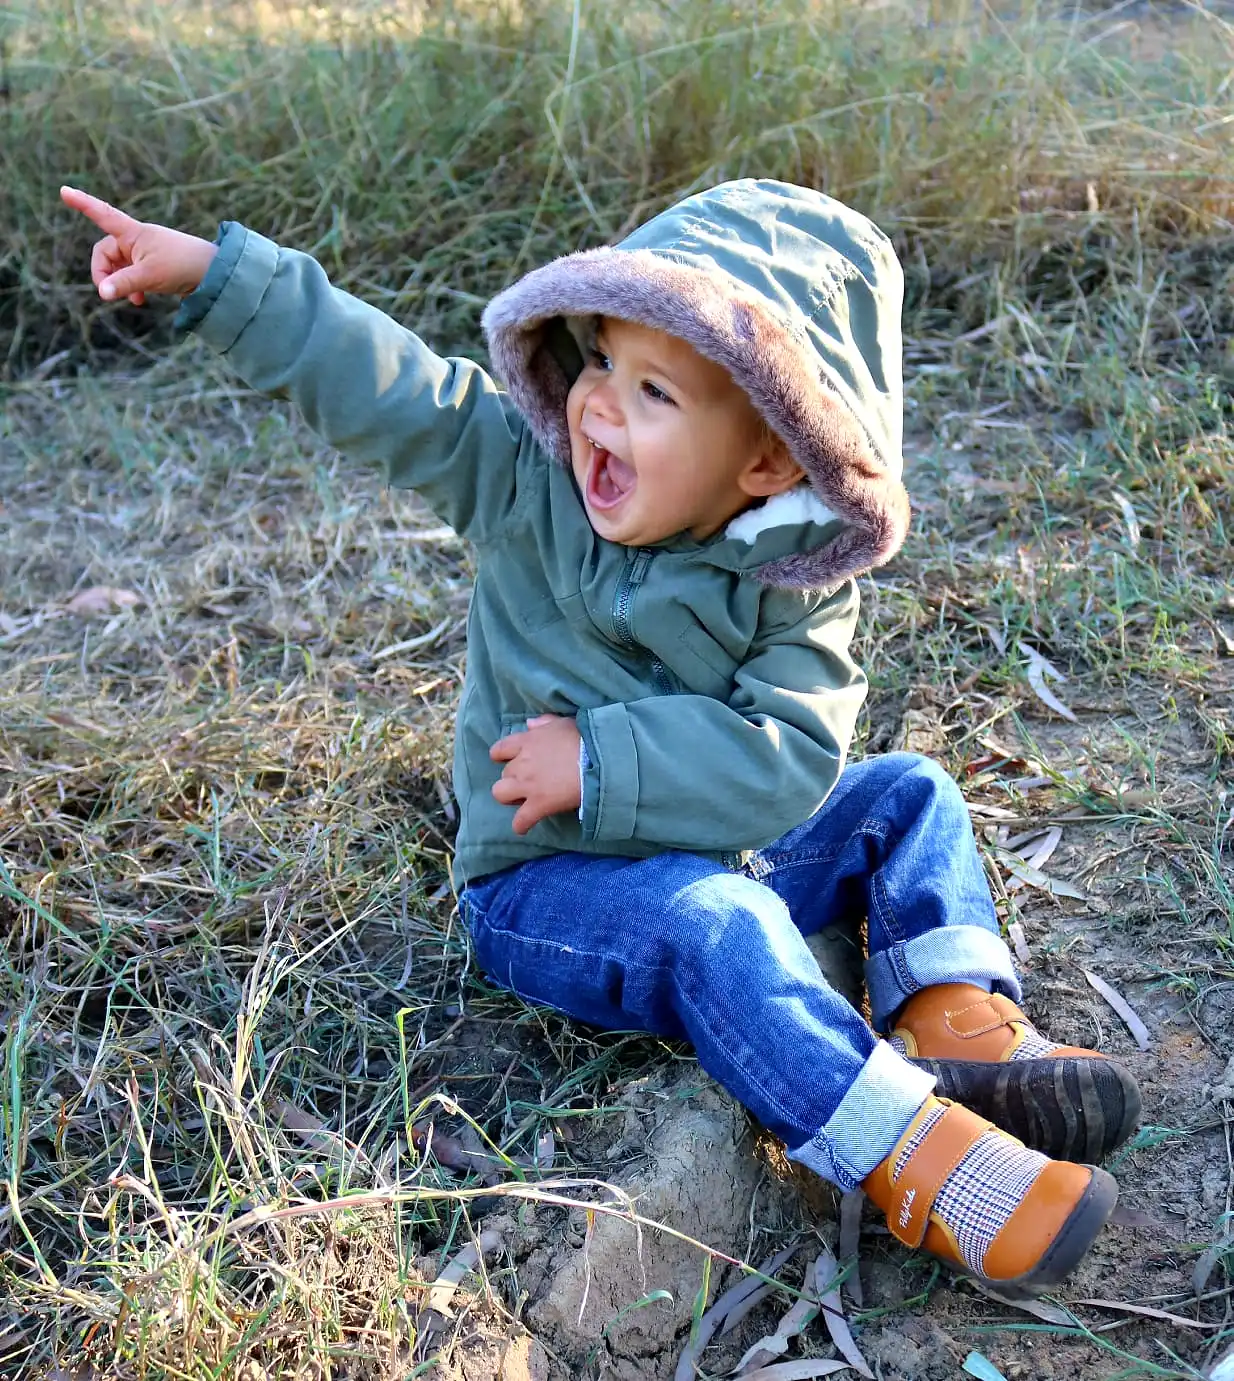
[1082,970,1151,1050]
[736,1363,855,1380]
[1017,641,1078,722]
[675,1242,799,1379]
[838,1190,865,1308]
[967,1279,1073,1324]
[1192,1231,1234,1296]
[812,1244,873,1378]
[997,850,1088,901]
[416,1228,504,1350]
[734,1257,821,1374]
[1021,826,1062,873]
[1070,1297,1223,1330]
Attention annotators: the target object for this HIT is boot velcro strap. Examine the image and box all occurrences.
[887,1105,983,1249]
[946,991,1024,1039]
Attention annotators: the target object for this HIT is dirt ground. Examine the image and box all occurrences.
[407,700,1234,1381]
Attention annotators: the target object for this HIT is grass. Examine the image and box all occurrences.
[2,0,1234,1377]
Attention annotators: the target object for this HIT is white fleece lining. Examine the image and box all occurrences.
[724,486,839,544]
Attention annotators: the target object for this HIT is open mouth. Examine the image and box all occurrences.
[585,439,636,511]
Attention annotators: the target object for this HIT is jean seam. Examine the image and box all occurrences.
[757,816,890,876]
[805,1128,863,1187]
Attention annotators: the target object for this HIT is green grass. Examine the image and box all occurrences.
[2,0,1234,1378]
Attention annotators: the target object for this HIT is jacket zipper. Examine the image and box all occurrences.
[611,548,672,693]
[611,547,655,646]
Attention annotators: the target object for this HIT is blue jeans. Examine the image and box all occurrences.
[460,752,1020,1191]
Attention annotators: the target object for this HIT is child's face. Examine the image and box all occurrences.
[566,318,794,547]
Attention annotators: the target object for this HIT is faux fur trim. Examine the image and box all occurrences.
[482,247,910,589]
[724,486,837,544]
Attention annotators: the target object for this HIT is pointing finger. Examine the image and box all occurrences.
[60,186,137,238]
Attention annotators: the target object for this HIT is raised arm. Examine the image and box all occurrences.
[61,187,528,541]
[576,582,868,850]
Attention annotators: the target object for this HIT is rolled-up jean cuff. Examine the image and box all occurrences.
[865,923,1022,1032]
[785,1042,937,1191]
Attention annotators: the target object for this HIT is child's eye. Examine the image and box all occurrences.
[588,348,612,372]
[642,380,675,405]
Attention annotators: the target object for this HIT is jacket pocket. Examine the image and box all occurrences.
[519,589,587,633]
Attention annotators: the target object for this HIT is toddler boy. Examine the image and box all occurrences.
[63,179,1140,1295]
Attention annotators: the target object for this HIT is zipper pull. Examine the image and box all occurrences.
[629,548,655,584]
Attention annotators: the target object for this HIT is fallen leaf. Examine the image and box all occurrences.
[838,1190,864,1309]
[675,1243,799,1378]
[735,1258,821,1374]
[1008,920,1031,965]
[65,586,143,616]
[967,1279,1074,1324]
[272,1099,334,1148]
[1106,1205,1162,1229]
[1192,1231,1234,1296]
[963,1353,1009,1381]
[410,1123,501,1184]
[812,1245,873,1378]
[996,849,1088,901]
[967,802,1022,821]
[736,1363,854,1380]
[965,752,1031,779]
[718,1283,775,1338]
[1070,1297,1223,1330]
[1018,641,1077,722]
[1020,826,1062,872]
[1082,970,1151,1050]
[1006,826,1063,893]
[416,1228,504,1353]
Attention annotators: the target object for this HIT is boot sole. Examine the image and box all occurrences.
[983,1164,1120,1298]
[909,1055,1142,1163]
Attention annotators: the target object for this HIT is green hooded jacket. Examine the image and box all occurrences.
[180,180,909,886]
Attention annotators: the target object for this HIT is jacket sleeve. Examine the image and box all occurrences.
[575,581,868,850]
[176,222,529,542]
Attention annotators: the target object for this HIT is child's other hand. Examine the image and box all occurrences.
[60,186,218,306]
[490,714,583,836]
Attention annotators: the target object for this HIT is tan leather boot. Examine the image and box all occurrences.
[863,1094,1118,1296]
[891,983,1141,1163]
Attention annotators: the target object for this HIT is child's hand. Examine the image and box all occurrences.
[490,714,583,836]
[60,186,218,306]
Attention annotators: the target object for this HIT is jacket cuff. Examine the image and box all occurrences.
[172,222,279,352]
[577,703,639,842]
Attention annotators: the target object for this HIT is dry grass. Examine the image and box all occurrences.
[5,0,1234,372]
[2,0,1234,1378]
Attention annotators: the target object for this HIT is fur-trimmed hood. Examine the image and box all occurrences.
[482,179,909,590]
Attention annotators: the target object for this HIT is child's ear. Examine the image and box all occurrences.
[738,433,807,499]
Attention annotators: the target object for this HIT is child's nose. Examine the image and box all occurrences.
[587,376,623,424]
